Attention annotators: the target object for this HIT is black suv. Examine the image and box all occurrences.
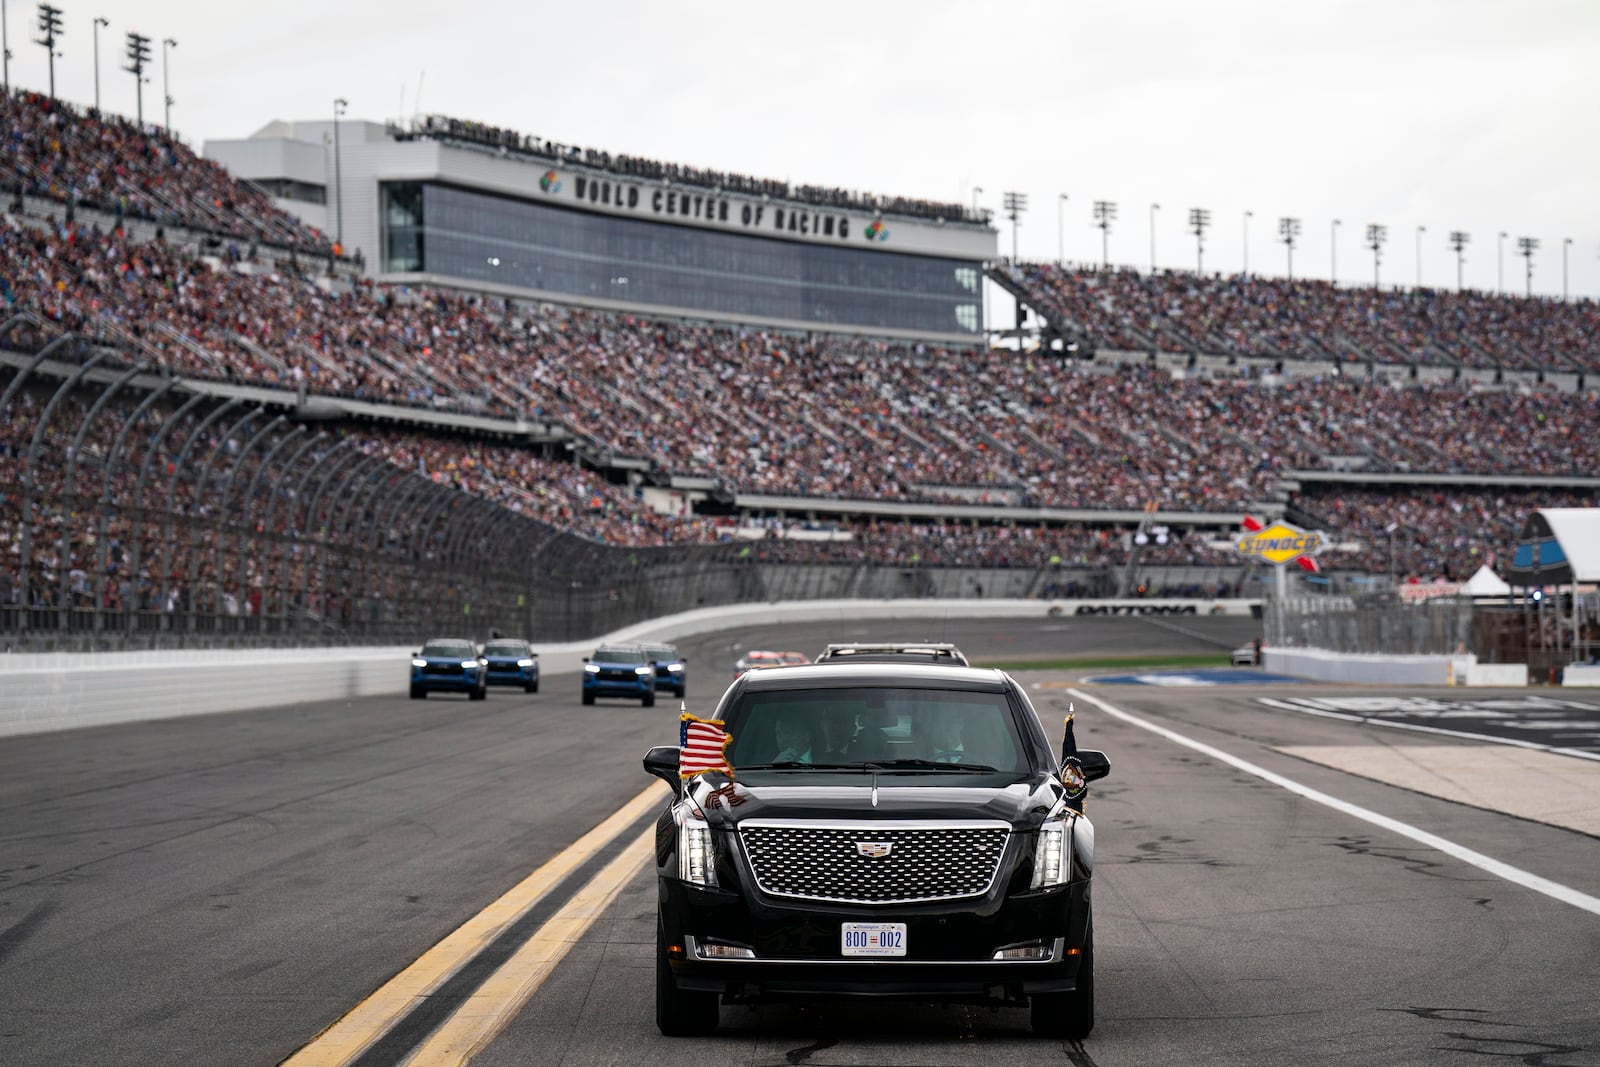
[643,662,1108,1038]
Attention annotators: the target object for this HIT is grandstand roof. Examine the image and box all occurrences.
[1508,508,1600,585]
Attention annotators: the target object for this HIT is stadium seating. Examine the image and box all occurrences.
[1013,262,1600,373]
[1,89,333,257]
[4,89,1596,595]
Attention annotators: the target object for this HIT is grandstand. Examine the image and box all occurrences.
[994,260,1600,379]
[3,87,1598,649]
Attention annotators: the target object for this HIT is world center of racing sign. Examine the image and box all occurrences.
[1235,516,1324,571]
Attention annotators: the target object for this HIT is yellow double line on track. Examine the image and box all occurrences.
[283,780,668,1067]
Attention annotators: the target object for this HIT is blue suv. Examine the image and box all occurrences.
[410,638,488,700]
[582,645,656,706]
[640,642,687,699]
[482,638,540,693]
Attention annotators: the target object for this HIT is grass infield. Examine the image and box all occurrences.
[973,653,1229,672]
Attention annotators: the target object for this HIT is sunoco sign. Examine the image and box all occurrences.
[1235,520,1324,567]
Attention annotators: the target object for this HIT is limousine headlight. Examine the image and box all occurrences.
[674,801,717,887]
[1031,817,1068,889]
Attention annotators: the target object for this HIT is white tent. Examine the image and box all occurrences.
[1461,564,1511,596]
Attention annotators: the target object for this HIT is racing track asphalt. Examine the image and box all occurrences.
[1,614,1597,1066]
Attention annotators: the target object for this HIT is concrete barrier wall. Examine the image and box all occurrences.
[1564,664,1600,688]
[1467,663,1529,687]
[0,598,1254,738]
[1264,647,1529,687]
[1264,647,1455,685]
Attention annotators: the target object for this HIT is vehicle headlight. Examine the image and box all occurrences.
[462,659,480,669]
[634,666,653,675]
[674,802,717,887]
[517,658,534,667]
[1031,815,1071,889]
[666,662,684,672]
[584,663,600,674]
[412,658,427,668]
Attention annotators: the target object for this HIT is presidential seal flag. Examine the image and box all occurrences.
[679,712,735,780]
[1061,705,1087,812]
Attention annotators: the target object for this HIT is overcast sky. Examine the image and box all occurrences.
[5,0,1597,298]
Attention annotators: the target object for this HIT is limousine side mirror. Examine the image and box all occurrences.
[1078,750,1111,782]
[643,746,682,798]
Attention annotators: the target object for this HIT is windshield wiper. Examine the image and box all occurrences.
[867,758,999,773]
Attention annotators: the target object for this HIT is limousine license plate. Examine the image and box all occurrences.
[841,922,907,957]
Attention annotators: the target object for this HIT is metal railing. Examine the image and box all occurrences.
[1270,591,1474,657]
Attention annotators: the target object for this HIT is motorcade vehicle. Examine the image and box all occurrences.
[482,638,540,692]
[1231,641,1262,667]
[641,642,688,699]
[643,661,1109,1039]
[731,650,787,679]
[410,638,488,700]
[583,645,657,706]
[775,651,809,666]
[814,641,970,667]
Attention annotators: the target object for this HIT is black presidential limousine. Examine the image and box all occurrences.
[643,662,1109,1039]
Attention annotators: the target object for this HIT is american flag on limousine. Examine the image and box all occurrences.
[679,713,735,780]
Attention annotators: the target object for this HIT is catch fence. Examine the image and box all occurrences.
[3,346,1250,652]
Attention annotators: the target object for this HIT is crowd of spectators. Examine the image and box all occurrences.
[4,90,1595,607]
[402,113,985,225]
[1,88,334,257]
[1013,262,1600,373]
[1288,487,1599,582]
[5,370,1592,622]
[8,212,1599,520]
[0,382,720,620]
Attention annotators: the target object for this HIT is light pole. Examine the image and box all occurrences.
[161,37,176,129]
[1449,230,1470,292]
[971,186,983,217]
[2,0,9,94]
[1149,202,1160,272]
[93,17,108,112]
[1497,231,1507,294]
[1331,218,1340,284]
[1518,236,1539,298]
[1189,207,1210,274]
[124,32,151,127]
[1093,200,1117,268]
[1563,237,1572,302]
[1366,223,1387,287]
[1057,192,1068,266]
[1278,216,1301,280]
[1003,191,1027,264]
[334,97,348,253]
[1242,210,1253,274]
[1415,224,1425,288]
[35,4,64,101]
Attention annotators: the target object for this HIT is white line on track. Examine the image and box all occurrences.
[1256,697,1600,763]
[1067,688,1600,919]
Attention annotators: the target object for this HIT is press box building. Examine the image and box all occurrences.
[205,116,995,344]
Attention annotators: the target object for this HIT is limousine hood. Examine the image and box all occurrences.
[688,773,1063,833]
